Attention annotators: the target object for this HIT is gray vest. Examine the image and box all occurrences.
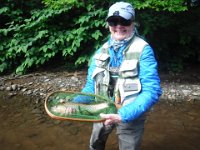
[92,36,148,106]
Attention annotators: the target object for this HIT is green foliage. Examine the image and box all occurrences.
[129,0,188,12]
[0,0,199,74]
[0,6,70,74]
[0,0,108,74]
[43,0,78,9]
[136,6,200,72]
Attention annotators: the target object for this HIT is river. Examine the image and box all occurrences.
[0,91,199,150]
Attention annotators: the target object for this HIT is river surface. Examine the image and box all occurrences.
[0,91,199,150]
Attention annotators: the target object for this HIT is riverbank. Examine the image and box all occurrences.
[0,68,200,102]
[1,67,200,150]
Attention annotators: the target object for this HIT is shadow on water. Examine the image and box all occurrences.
[0,91,199,150]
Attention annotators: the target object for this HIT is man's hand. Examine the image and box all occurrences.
[100,113,122,125]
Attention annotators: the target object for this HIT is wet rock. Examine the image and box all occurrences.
[46,86,52,91]
[182,90,191,96]
[17,85,22,91]
[191,95,200,101]
[44,79,50,82]
[11,84,18,91]
[59,84,65,88]
[26,90,32,95]
[21,88,27,92]
[6,86,12,91]
[33,89,39,93]
[0,86,4,90]
[71,76,79,82]
[192,92,200,96]
[39,93,45,96]
[60,88,67,91]
[29,82,33,85]
[8,92,17,97]
[1,70,200,102]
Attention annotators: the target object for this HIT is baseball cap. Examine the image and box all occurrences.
[106,2,135,21]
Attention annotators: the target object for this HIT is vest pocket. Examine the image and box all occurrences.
[123,83,139,92]
[117,78,141,104]
[94,53,110,68]
[92,68,110,97]
[119,59,138,78]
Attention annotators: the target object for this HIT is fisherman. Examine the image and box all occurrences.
[73,1,162,150]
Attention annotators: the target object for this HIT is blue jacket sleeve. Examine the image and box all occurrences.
[81,54,96,94]
[118,45,162,123]
[72,56,96,103]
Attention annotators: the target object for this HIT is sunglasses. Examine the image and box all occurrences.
[107,17,133,27]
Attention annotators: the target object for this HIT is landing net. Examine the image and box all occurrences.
[45,91,117,122]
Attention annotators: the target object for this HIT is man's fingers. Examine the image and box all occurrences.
[100,113,122,125]
[100,113,108,118]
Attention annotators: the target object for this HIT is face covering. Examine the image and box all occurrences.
[110,30,135,51]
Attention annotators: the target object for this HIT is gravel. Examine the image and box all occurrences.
[1,69,200,102]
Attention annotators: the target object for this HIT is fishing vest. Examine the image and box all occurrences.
[92,36,148,107]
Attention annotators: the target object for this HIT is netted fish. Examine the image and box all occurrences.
[45,91,117,122]
[51,102,114,116]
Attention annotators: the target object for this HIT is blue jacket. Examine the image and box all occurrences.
[81,38,162,123]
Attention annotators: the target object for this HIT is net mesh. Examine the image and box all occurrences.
[45,91,117,122]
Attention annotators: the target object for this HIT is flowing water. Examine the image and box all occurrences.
[0,91,199,150]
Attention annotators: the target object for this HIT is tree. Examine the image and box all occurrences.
[0,0,199,74]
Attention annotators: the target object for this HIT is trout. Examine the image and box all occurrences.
[51,102,115,116]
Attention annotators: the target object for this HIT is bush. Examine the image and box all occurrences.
[0,0,199,74]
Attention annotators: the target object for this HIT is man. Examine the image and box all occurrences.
[74,1,162,150]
